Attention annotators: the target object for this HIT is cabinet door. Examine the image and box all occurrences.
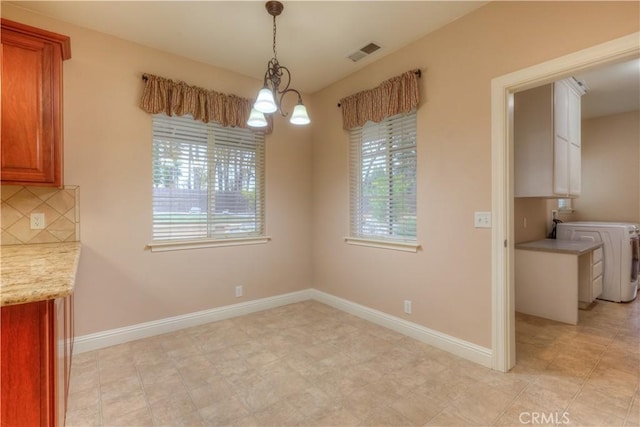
[64,295,74,408]
[568,89,581,147]
[554,81,569,142]
[1,25,64,186]
[1,301,54,427]
[56,298,66,427]
[568,88,581,195]
[593,275,603,299]
[554,137,569,195]
[569,141,581,196]
[553,81,571,196]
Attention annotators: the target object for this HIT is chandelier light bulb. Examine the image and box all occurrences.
[254,87,277,113]
[289,103,310,125]
[247,108,268,127]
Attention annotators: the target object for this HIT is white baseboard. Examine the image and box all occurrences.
[74,288,492,368]
[310,289,493,368]
[73,289,313,354]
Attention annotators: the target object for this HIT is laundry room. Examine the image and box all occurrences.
[511,59,640,412]
[511,58,639,380]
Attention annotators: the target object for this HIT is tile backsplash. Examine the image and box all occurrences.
[1,185,80,245]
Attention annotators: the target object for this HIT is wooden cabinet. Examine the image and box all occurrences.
[514,78,585,198]
[55,296,74,426]
[0,19,71,187]
[1,296,74,426]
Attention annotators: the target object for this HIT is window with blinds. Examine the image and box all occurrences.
[349,111,417,242]
[152,114,265,242]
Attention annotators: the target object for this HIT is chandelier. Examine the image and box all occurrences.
[247,1,310,128]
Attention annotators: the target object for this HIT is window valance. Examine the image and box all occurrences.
[339,70,421,130]
[139,73,272,134]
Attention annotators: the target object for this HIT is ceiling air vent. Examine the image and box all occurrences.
[347,42,381,62]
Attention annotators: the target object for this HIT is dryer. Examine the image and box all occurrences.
[557,221,639,302]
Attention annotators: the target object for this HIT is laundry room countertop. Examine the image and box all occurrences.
[0,242,81,307]
[515,239,602,255]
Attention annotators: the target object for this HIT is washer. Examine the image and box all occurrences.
[557,221,639,302]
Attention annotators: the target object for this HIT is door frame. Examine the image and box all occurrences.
[491,32,640,372]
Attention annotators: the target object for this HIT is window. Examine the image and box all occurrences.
[151,114,265,244]
[349,111,417,244]
[558,198,574,212]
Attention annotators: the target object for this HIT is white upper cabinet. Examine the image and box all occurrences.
[567,86,582,195]
[514,78,585,198]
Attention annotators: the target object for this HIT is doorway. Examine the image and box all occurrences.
[490,33,640,372]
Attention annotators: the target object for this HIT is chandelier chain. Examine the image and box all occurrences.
[272,15,277,59]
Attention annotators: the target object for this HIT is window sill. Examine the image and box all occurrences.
[344,237,421,253]
[147,236,271,252]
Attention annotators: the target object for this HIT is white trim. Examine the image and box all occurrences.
[147,236,271,252]
[73,289,312,353]
[74,287,491,368]
[310,289,493,368]
[491,33,640,372]
[344,237,421,253]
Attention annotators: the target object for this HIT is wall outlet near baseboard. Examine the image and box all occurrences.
[235,285,243,298]
[404,300,412,314]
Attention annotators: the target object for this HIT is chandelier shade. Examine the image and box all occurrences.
[290,103,310,125]
[247,108,268,128]
[249,1,310,128]
[254,87,278,114]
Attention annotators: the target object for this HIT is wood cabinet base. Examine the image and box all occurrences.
[1,296,73,426]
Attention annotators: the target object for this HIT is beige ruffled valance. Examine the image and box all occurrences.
[339,70,420,130]
[140,73,272,134]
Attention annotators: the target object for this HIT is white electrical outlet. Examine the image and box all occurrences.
[235,285,243,298]
[404,300,412,314]
[474,211,492,228]
[30,213,45,230]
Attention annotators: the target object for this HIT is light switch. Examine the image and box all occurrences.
[474,211,492,228]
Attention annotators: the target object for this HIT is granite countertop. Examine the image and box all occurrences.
[1,242,81,307]
[515,239,602,255]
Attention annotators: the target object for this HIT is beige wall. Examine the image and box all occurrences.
[513,198,548,244]
[2,5,313,336]
[311,1,639,348]
[572,111,640,223]
[3,2,638,347]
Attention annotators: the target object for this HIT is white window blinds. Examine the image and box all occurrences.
[152,114,265,241]
[349,111,417,242]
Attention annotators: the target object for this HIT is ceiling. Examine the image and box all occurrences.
[8,1,638,117]
[7,1,487,94]
[574,58,640,119]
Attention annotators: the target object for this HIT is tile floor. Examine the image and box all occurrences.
[66,298,639,426]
